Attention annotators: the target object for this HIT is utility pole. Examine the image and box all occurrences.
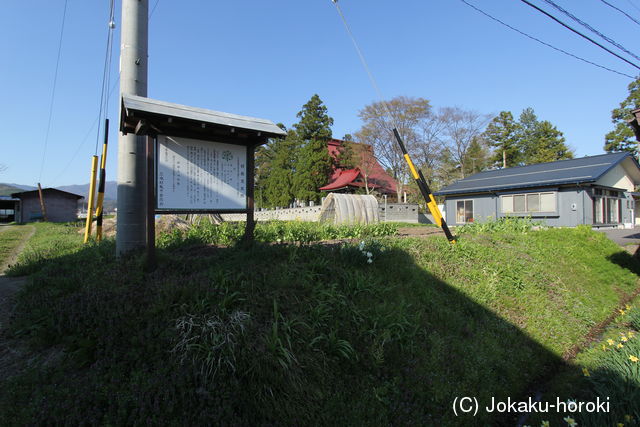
[116,0,149,255]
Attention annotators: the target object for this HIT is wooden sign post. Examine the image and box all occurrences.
[120,95,285,269]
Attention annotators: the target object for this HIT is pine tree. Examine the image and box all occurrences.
[604,77,640,155]
[482,111,521,167]
[260,129,300,208]
[462,137,490,176]
[527,120,573,163]
[517,108,573,164]
[292,95,334,203]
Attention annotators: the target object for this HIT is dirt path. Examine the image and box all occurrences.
[0,225,35,333]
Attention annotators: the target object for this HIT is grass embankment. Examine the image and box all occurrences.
[0,225,33,270]
[6,222,85,276]
[0,221,638,425]
[529,301,640,427]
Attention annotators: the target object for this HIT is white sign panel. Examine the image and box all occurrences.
[157,135,247,210]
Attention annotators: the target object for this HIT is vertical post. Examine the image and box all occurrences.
[503,150,507,168]
[83,156,99,243]
[146,135,156,270]
[116,0,149,255]
[242,142,256,244]
[37,183,48,221]
[95,119,109,242]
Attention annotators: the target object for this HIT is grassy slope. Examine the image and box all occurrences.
[0,226,32,269]
[0,223,638,425]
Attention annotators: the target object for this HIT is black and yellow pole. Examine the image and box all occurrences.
[83,155,99,243]
[95,119,109,241]
[392,128,456,243]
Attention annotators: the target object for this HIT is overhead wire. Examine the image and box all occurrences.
[330,0,398,130]
[517,0,640,71]
[626,0,640,14]
[51,0,162,186]
[540,0,640,62]
[38,0,69,184]
[598,0,640,27]
[94,0,116,156]
[460,0,636,79]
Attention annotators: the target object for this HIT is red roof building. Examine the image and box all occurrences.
[319,139,398,195]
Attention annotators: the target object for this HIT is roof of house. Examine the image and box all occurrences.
[121,95,286,142]
[435,152,640,196]
[11,188,84,200]
[321,139,397,194]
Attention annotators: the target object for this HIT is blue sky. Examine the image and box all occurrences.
[1,0,639,186]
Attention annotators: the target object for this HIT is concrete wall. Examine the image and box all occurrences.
[222,206,322,222]
[221,203,420,223]
[18,193,79,223]
[380,203,419,223]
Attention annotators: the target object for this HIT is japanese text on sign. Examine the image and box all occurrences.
[157,135,247,210]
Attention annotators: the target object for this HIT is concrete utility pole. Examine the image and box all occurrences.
[116,0,149,255]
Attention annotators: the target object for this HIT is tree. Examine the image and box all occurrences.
[462,136,491,176]
[356,96,432,202]
[482,111,521,167]
[517,108,573,164]
[605,77,640,155]
[292,94,334,203]
[440,107,491,178]
[258,128,300,208]
[527,120,573,163]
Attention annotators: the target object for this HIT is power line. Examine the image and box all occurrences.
[330,0,397,129]
[38,0,69,184]
[51,79,119,186]
[460,0,636,79]
[95,0,116,155]
[51,0,163,186]
[598,0,640,27]
[540,0,640,62]
[518,0,640,71]
[626,0,640,14]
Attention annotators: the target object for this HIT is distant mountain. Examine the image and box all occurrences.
[0,183,37,196]
[56,181,118,200]
[0,181,117,200]
[0,184,24,196]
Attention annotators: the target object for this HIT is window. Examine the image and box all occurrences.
[456,200,473,223]
[593,188,622,224]
[500,192,556,214]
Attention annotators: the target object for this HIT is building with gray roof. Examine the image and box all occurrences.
[435,152,640,228]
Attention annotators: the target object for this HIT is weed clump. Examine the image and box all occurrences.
[457,216,543,235]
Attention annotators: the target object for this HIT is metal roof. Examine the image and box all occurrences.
[11,188,84,200]
[121,95,286,142]
[435,152,639,196]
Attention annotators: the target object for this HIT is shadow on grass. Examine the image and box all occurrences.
[607,250,640,276]
[0,238,635,426]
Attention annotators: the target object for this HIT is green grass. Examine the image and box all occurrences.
[158,220,398,248]
[0,222,639,424]
[6,222,84,276]
[526,300,640,427]
[0,225,32,269]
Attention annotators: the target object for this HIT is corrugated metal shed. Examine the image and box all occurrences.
[436,152,639,196]
[121,95,286,142]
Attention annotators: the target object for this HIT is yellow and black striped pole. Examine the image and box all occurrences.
[95,119,109,241]
[392,128,456,243]
[83,155,99,244]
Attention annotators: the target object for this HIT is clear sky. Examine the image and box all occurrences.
[1,0,639,187]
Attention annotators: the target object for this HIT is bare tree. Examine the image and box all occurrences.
[356,96,431,202]
[414,108,448,183]
[0,164,7,174]
[440,107,491,178]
